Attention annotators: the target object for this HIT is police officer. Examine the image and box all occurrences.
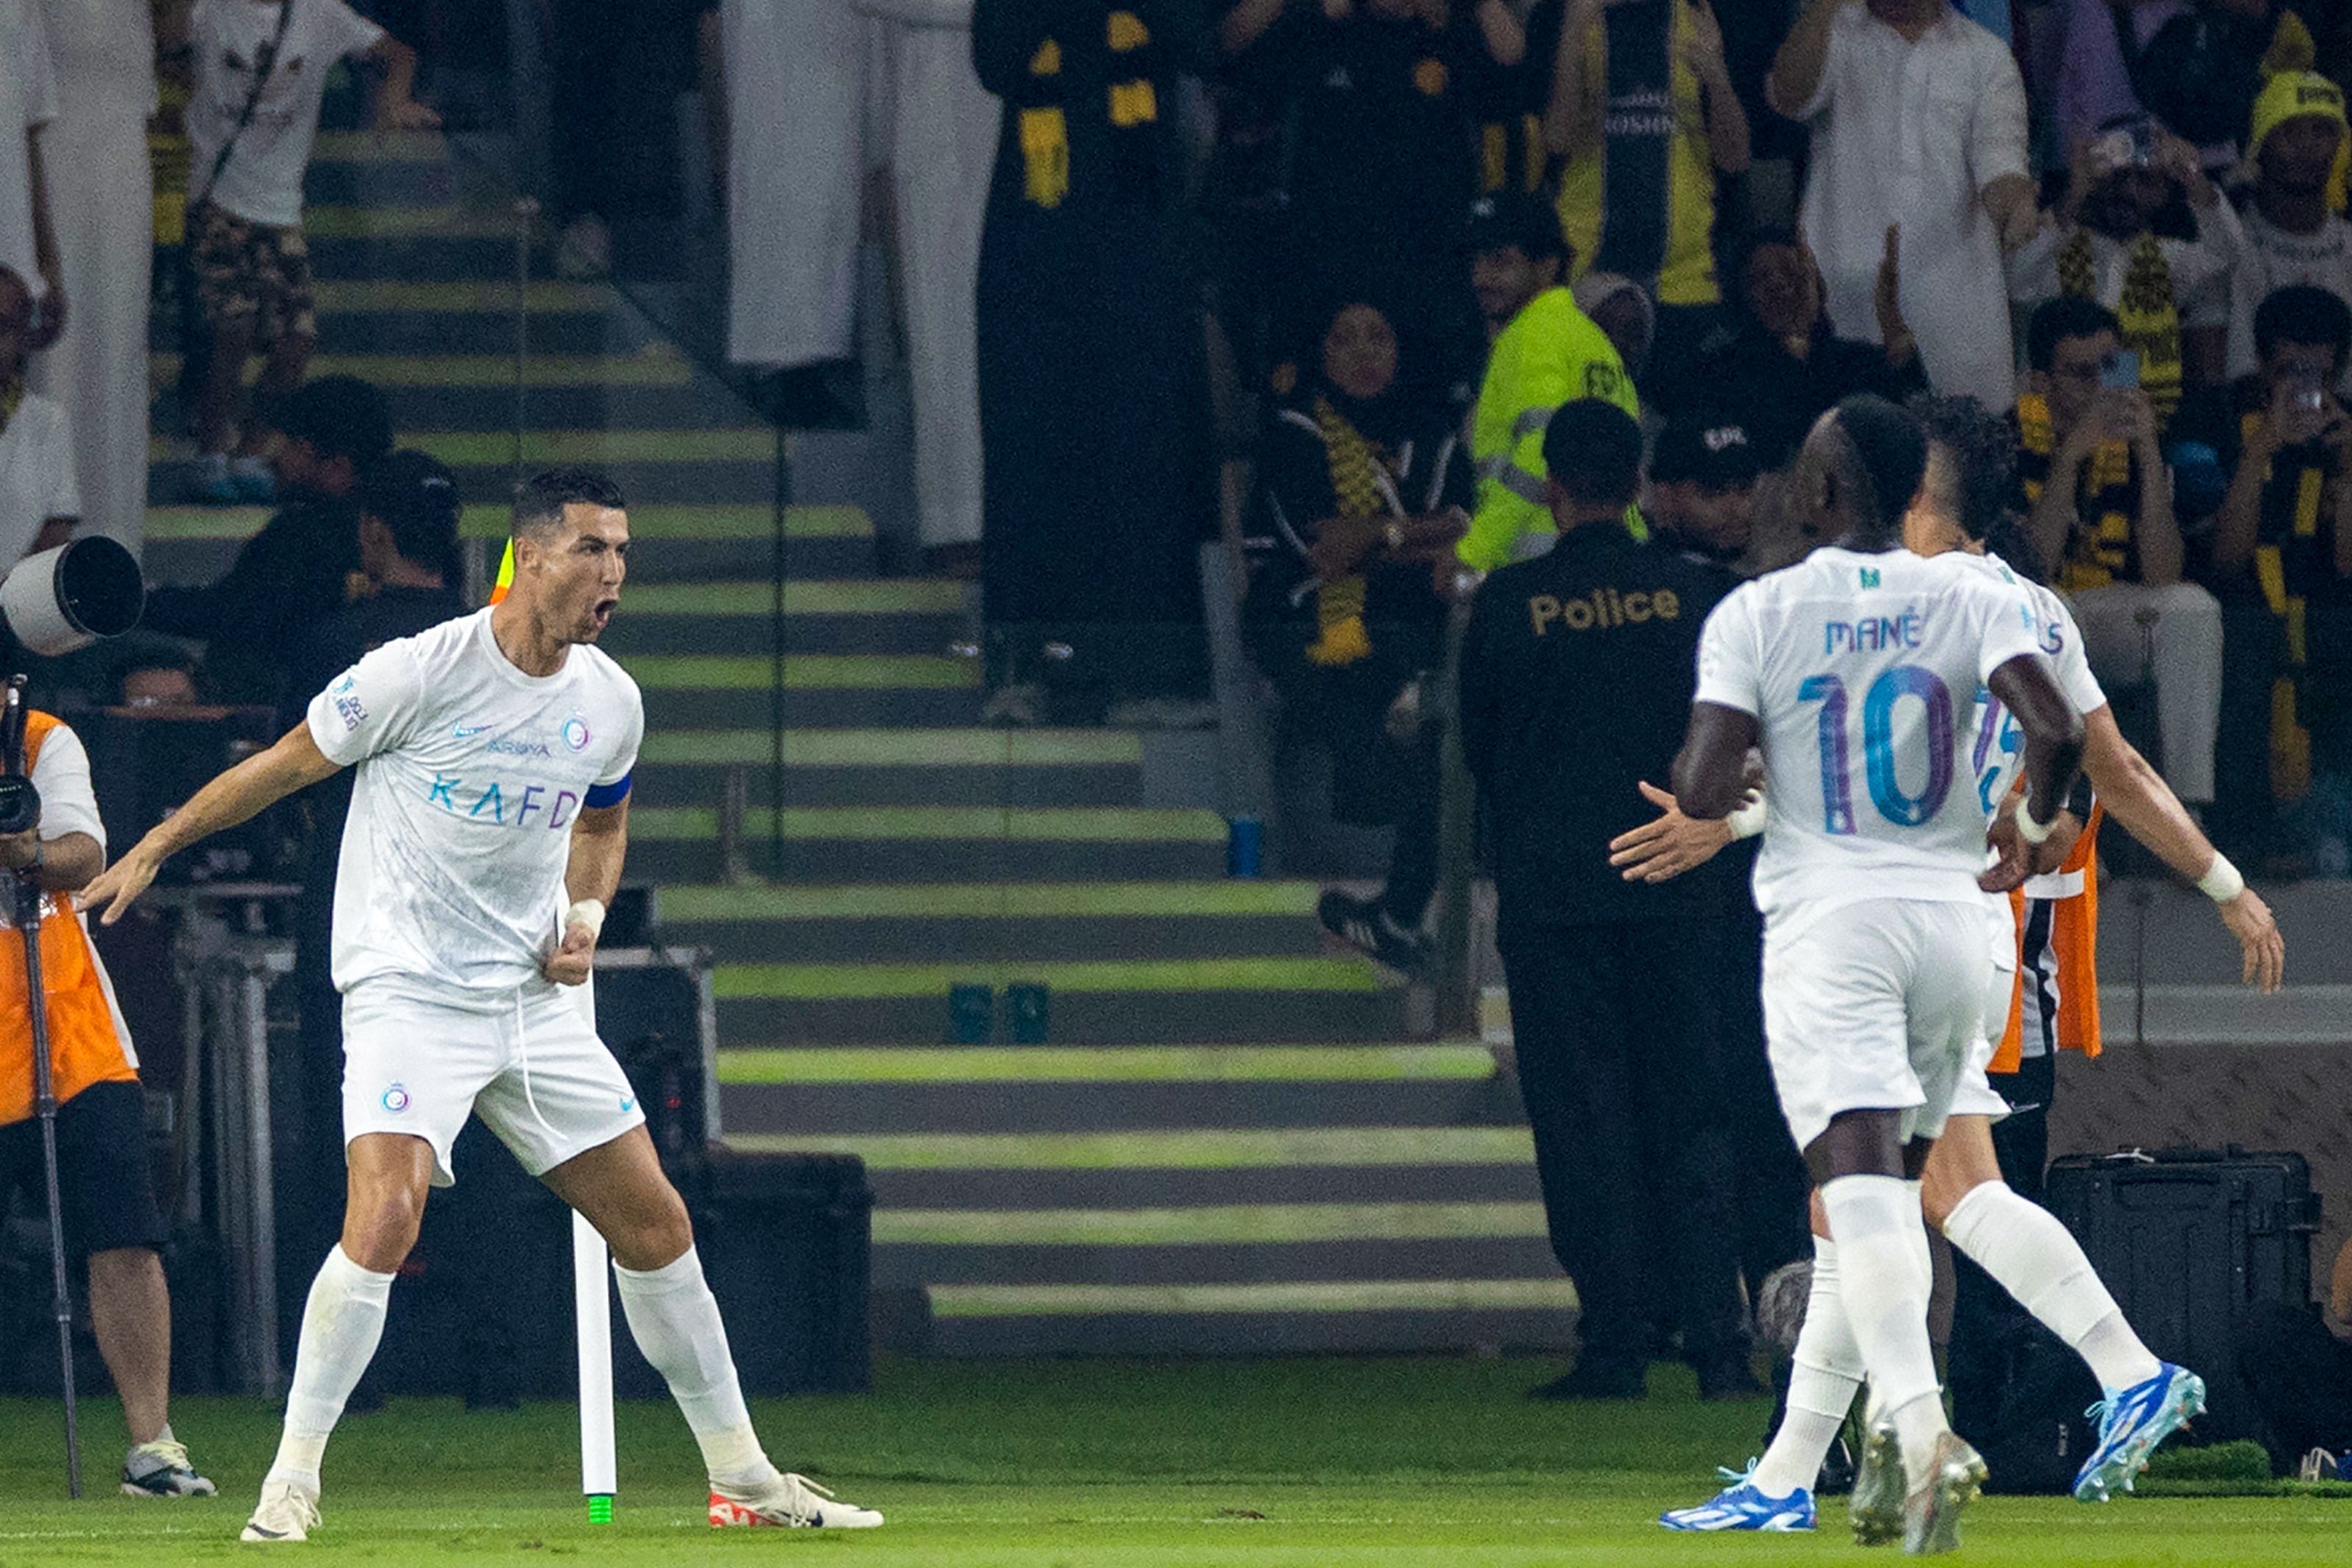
[1457,398,1753,1399]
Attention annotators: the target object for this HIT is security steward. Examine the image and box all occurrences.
[1457,398,1752,1400]
[1458,193,1641,572]
[0,706,215,1494]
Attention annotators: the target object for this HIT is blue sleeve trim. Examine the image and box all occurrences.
[584,772,632,810]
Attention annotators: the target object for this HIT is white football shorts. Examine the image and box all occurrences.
[1761,898,1996,1154]
[1951,895,2022,1121]
[341,977,647,1187]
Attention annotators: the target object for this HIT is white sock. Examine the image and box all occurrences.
[1941,1181,2162,1393]
[613,1246,778,1491]
[270,1246,394,1485]
[1820,1175,1946,1481]
[1750,1237,1865,1498]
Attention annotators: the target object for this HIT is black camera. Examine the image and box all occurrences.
[0,679,37,838]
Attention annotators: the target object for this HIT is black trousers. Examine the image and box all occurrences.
[2237,1301,2352,1470]
[1498,916,1748,1370]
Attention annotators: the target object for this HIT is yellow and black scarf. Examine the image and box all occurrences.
[1014,11,1161,210]
[2057,229,2184,422]
[2016,392,2140,591]
[1305,395,1400,668]
[2239,408,2338,792]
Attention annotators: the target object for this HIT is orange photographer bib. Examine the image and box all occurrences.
[1992,802,2104,1074]
[0,712,140,1126]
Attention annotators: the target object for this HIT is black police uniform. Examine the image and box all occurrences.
[1458,519,1754,1392]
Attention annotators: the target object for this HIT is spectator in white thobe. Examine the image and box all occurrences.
[0,0,62,345]
[26,0,153,555]
[723,0,995,561]
[1768,0,2037,411]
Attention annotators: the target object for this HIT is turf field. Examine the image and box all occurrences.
[4,1359,2344,1564]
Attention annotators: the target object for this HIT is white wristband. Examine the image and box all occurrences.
[1727,794,1767,840]
[2196,854,2244,904]
[2014,802,2059,845]
[564,898,607,941]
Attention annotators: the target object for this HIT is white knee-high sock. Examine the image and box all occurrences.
[613,1246,779,1491]
[270,1246,395,1485]
[1941,1181,2162,1394]
[1820,1175,1946,1481]
[1749,1236,1866,1498]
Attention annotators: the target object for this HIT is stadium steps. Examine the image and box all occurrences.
[625,806,1231,885]
[137,130,1576,1357]
[714,1046,1572,1356]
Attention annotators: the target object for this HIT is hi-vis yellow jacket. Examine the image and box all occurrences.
[1458,287,1642,572]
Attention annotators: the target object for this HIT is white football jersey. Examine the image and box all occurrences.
[1695,546,2045,924]
[1965,551,2107,822]
[306,608,645,1002]
[1962,551,2108,904]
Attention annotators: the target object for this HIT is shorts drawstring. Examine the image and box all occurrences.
[514,990,556,1140]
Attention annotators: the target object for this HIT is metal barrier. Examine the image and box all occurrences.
[170,910,294,1398]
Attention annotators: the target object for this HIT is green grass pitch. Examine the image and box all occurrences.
[3,1359,2344,1564]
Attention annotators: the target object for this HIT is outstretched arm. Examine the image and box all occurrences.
[79,724,342,923]
[544,798,629,986]
[2080,705,2284,991]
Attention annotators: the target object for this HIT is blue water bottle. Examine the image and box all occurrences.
[1227,816,1263,878]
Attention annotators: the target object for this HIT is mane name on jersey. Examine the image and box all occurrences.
[1822,608,1926,657]
[425,773,582,830]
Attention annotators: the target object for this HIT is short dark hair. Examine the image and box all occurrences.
[359,450,463,580]
[1466,192,1568,265]
[109,639,198,702]
[2253,284,2352,364]
[1541,399,1643,508]
[2026,297,2123,372]
[1910,394,2018,544]
[513,469,625,540]
[1829,395,1928,537]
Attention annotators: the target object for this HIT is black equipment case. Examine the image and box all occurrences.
[2044,1146,2323,1441]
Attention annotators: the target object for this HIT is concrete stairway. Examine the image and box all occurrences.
[142,130,1575,1356]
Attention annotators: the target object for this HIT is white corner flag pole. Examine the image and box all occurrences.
[575,1211,617,1522]
[567,975,617,1522]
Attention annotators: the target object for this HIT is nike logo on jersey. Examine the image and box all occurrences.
[452,723,492,739]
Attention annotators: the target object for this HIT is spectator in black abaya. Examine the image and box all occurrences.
[1220,0,1527,389]
[1242,297,1469,972]
[1663,226,1926,467]
[534,0,704,276]
[974,0,1216,727]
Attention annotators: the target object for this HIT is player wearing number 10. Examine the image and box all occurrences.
[1671,398,2086,1556]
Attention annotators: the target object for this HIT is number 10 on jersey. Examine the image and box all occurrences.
[1796,666,1956,834]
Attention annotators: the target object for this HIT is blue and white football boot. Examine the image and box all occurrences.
[1660,1464,1817,1531]
[2073,1362,2206,1502]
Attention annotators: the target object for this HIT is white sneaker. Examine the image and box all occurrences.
[708,1472,883,1529]
[240,1476,321,1543]
[123,1434,218,1497]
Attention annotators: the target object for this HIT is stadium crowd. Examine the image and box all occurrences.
[0,0,2345,1497]
[933,0,2352,891]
